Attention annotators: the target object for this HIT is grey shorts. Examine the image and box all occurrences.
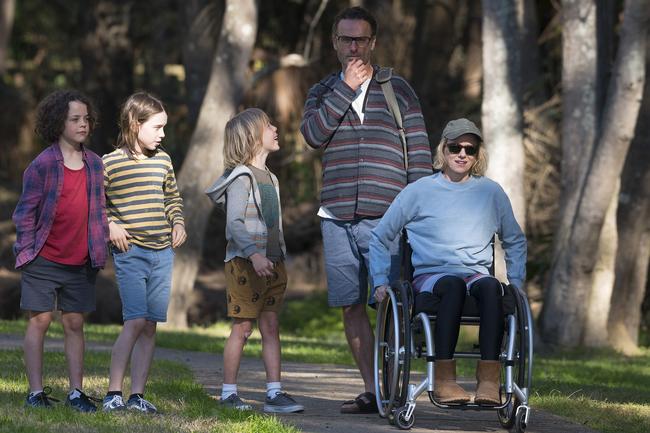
[321,218,401,307]
[20,255,98,313]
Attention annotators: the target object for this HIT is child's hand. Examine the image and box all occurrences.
[109,221,131,252]
[250,252,274,278]
[171,223,187,248]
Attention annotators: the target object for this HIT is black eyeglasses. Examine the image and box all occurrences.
[336,35,373,47]
[446,143,478,156]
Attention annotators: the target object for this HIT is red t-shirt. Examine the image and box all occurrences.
[40,166,89,265]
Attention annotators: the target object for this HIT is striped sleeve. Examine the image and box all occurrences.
[300,77,356,149]
[163,161,184,226]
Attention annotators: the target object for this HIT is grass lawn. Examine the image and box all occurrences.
[0,349,297,433]
[1,291,649,433]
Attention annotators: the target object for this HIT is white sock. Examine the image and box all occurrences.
[29,389,43,397]
[221,383,237,400]
[266,382,282,398]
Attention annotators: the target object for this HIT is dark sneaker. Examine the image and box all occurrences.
[102,394,126,412]
[219,393,252,410]
[25,387,59,408]
[264,392,304,413]
[126,395,158,414]
[66,389,98,413]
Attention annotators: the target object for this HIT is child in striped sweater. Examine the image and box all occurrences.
[101,92,186,413]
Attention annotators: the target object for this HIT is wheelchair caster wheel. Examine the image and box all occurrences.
[394,406,415,430]
[387,412,396,425]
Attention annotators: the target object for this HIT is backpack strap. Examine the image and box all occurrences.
[376,67,408,170]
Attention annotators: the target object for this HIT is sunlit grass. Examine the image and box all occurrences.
[2,291,650,433]
[0,349,297,433]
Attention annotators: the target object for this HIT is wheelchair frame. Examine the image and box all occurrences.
[373,280,534,431]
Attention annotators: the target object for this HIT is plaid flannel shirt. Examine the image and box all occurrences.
[13,143,109,269]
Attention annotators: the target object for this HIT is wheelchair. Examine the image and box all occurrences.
[373,271,533,431]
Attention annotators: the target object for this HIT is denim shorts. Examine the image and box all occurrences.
[20,255,98,313]
[112,244,174,322]
[321,218,401,307]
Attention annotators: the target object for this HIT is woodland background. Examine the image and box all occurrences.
[0,0,648,352]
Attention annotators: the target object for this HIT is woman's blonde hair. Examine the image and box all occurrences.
[116,92,166,158]
[433,136,488,176]
[223,108,270,169]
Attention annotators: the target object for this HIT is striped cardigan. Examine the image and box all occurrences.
[300,66,433,220]
[205,165,287,262]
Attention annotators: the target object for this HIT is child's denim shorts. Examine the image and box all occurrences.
[112,244,174,322]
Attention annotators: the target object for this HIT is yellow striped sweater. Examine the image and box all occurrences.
[103,148,184,249]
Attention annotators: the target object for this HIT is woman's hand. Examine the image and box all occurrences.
[171,223,187,248]
[109,221,131,252]
[250,252,274,278]
[374,284,389,303]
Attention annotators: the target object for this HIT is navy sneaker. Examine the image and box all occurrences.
[219,393,252,410]
[126,395,158,414]
[264,392,304,413]
[66,389,99,413]
[25,387,59,408]
[102,394,126,412]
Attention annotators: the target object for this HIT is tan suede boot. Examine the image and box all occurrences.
[475,360,501,405]
[433,359,470,403]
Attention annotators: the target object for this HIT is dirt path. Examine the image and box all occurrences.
[0,334,599,433]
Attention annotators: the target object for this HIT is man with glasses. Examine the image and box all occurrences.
[300,6,432,414]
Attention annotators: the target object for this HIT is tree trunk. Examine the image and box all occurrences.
[462,0,482,100]
[0,0,14,74]
[541,0,648,346]
[583,181,618,346]
[167,0,258,328]
[607,38,650,354]
[79,0,134,156]
[482,0,525,283]
[181,0,222,130]
[540,0,598,344]
[518,0,543,106]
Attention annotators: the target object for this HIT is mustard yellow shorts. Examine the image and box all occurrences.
[224,257,287,318]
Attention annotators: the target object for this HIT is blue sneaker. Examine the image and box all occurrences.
[25,387,59,408]
[126,395,158,414]
[219,393,252,410]
[102,394,126,412]
[264,392,304,413]
[66,389,99,413]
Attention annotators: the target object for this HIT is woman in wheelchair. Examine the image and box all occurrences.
[369,118,527,406]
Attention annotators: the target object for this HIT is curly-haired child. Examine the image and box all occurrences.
[13,89,109,411]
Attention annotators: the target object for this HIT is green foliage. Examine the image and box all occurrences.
[0,350,295,433]
[532,348,650,433]
[280,291,347,339]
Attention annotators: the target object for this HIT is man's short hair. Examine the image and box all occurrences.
[332,6,377,37]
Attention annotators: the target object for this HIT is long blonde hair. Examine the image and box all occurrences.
[117,92,166,158]
[223,108,270,169]
[433,137,488,176]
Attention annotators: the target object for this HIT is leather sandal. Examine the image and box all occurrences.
[340,391,378,414]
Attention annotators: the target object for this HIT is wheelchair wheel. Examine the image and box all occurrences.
[497,397,519,429]
[499,285,533,429]
[374,283,412,418]
[394,405,415,430]
[514,408,528,432]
